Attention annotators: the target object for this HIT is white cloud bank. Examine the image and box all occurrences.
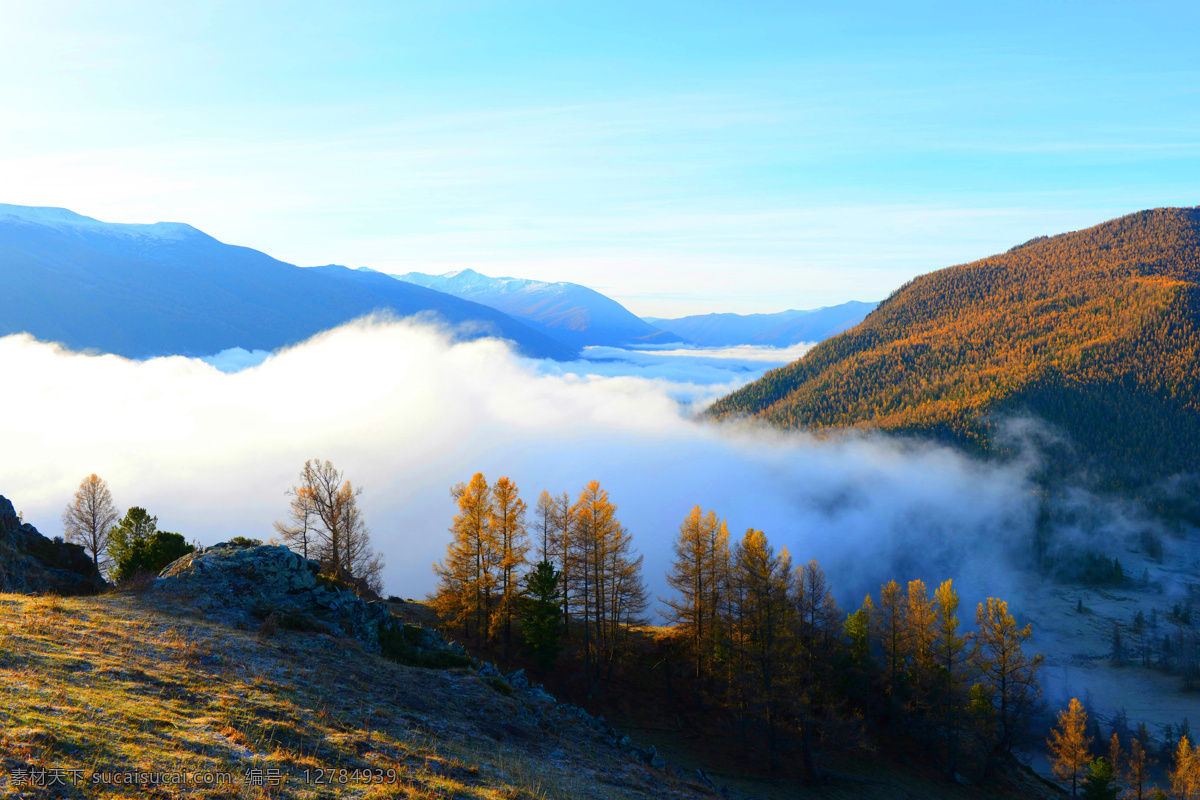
[0,318,1037,609]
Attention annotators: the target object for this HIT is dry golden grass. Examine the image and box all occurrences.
[0,592,710,800]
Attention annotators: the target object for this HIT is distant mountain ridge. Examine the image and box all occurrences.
[708,207,1200,489]
[646,301,876,347]
[0,204,575,360]
[384,268,682,348]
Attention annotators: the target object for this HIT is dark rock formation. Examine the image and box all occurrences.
[156,542,432,652]
[0,494,106,595]
[474,658,667,766]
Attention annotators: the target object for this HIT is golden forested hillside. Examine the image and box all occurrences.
[708,207,1200,482]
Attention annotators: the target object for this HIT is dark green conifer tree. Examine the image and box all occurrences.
[521,560,563,673]
[1079,757,1120,800]
[109,507,193,582]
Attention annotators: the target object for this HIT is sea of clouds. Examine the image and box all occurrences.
[2,316,1039,612]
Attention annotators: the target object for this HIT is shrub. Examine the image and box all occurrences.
[259,613,278,639]
[226,536,262,548]
[112,570,159,594]
[379,625,471,670]
[113,531,194,583]
[109,507,194,582]
[250,605,328,633]
[316,573,352,593]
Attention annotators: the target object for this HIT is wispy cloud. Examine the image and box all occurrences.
[1,4,1197,314]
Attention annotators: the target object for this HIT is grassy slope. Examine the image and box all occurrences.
[0,592,712,800]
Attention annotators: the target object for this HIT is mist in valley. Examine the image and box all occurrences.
[2,315,1042,607]
[7,313,1200,736]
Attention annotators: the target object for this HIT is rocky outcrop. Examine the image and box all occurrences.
[472,660,670,772]
[156,542,423,652]
[0,494,106,595]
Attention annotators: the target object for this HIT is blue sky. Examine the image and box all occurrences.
[1,1,1197,315]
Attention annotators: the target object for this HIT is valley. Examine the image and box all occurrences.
[3,4,1197,796]
[4,204,1200,797]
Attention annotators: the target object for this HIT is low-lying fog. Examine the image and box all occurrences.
[13,315,1200,727]
[2,315,1035,612]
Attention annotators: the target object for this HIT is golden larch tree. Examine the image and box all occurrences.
[1047,697,1092,797]
[533,490,556,564]
[549,491,575,630]
[1109,733,1122,785]
[1171,734,1200,800]
[433,473,498,648]
[731,528,795,774]
[973,598,1044,770]
[570,480,646,692]
[877,580,907,713]
[430,544,471,639]
[906,579,936,669]
[1127,734,1153,800]
[664,505,729,683]
[491,476,529,661]
[905,579,937,721]
[934,579,970,781]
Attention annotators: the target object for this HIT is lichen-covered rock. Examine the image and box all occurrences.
[159,543,320,593]
[156,542,401,651]
[505,668,529,690]
[527,685,557,705]
[0,495,106,595]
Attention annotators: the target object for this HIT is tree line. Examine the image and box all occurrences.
[59,459,386,594]
[431,473,648,695]
[61,474,192,582]
[1047,696,1175,799]
[659,505,1043,783]
[430,479,1047,785]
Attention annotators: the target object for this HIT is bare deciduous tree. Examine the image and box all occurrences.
[274,485,316,560]
[277,460,384,595]
[62,474,119,575]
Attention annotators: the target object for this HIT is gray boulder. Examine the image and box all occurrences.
[527,685,557,705]
[155,542,397,650]
[0,495,106,595]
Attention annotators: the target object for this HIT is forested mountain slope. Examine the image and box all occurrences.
[708,207,1200,483]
